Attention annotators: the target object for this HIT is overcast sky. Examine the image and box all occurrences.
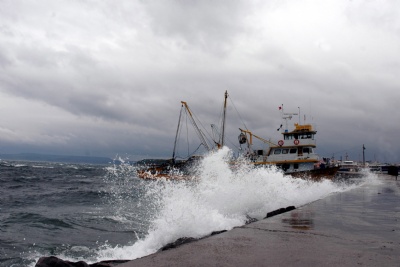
[1,0,399,163]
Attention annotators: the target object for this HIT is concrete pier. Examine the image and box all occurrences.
[119,175,400,267]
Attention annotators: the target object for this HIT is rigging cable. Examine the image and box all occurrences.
[228,94,248,131]
[185,109,190,158]
[189,106,214,150]
[188,143,204,158]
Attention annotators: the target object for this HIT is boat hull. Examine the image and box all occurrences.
[137,170,188,180]
[137,161,339,181]
[286,166,340,180]
[136,157,200,180]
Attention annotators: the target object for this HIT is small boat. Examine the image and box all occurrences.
[334,160,365,178]
[338,160,360,172]
[369,163,385,173]
[137,92,229,179]
[237,109,339,180]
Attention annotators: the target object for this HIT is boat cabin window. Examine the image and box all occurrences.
[294,163,299,169]
[290,148,297,154]
[257,150,263,156]
[303,147,313,154]
[284,133,315,140]
[282,149,289,154]
[274,149,281,155]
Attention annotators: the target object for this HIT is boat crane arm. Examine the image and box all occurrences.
[172,105,184,161]
[181,101,211,151]
[220,90,228,148]
[239,128,278,147]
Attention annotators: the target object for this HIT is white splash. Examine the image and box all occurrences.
[94,147,370,262]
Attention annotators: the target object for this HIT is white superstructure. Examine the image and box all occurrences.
[240,123,320,174]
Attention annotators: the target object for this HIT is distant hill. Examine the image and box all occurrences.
[135,158,173,165]
[0,153,115,164]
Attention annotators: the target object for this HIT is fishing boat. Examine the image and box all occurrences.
[137,94,338,180]
[237,108,339,180]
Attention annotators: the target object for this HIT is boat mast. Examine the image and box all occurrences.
[221,90,228,148]
[363,144,366,167]
[172,105,184,162]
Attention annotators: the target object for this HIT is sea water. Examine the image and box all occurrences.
[0,147,377,266]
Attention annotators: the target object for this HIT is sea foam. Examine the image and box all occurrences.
[94,147,373,262]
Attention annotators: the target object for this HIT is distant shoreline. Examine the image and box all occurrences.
[0,153,115,165]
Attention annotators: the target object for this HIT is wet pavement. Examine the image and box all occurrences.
[119,175,400,267]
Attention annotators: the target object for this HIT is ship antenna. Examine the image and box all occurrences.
[282,111,298,132]
[298,107,301,125]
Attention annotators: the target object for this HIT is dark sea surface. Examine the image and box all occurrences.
[0,160,150,267]
[0,148,373,267]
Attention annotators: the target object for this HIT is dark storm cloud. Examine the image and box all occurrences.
[0,0,399,162]
[143,0,249,55]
